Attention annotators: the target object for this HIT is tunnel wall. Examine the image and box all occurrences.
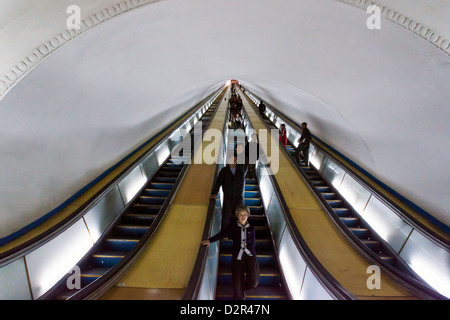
[0,0,448,240]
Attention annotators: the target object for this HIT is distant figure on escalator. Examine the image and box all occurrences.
[209,154,246,229]
[279,124,288,147]
[258,101,266,119]
[295,122,312,167]
[201,204,260,300]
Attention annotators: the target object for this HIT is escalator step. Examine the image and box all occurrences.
[152,176,177,183]
[142,189,170,197]
[90,251,127,267]
[362,240,381,251]
[220,238,273,251]
[158,171,180,177]
[216,283,286,300]
[122,213,157,224]
[245,184,259,191]
[131,204,161,214]
[348,227,369,238]
[244,191,260,198]
[321,193,336,200]
[254,225,271,238]
[79,267,110,286]
[219,250,275,267]
[248,215,267,226]
[161,166,183,173]
[115,225,150,237]
[245,198,262,206]
[327,199,343,208]
[218,265,281,286]
[380,255,395,265]
[333,208,350,216]
[148,182,174,190]
[339,217,359,227]
[249,206,264,215]
[167,160,188,167]
[104,238,140,251]
[164,162,183,168]
[139,196,166,205]
[56,289,81,300]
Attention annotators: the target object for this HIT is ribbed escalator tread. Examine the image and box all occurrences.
[216,283,286,300]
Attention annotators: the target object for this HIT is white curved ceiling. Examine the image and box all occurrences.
[0,0,449,239]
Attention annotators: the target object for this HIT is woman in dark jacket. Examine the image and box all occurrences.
[201,204,260,300]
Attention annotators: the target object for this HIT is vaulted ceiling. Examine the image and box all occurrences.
[0,0,448,239]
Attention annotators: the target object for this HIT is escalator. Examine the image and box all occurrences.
[273,124,404,269]
[285,142,399,266]
[60,158,186,299]
[41,92,224,300]
[242,89,445,299]
[214,121,287,300]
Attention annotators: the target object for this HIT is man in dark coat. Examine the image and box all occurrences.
[209,154,246,229]
[295,122,312,167]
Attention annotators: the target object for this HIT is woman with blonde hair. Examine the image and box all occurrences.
[201,204,260,300]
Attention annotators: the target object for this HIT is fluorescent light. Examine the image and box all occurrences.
[409,255,450,298]
[156,143,170,166]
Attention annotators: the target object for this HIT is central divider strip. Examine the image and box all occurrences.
[99,88,230,300]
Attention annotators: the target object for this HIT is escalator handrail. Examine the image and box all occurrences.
[242,89,450,248]
[0,86,226,267]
